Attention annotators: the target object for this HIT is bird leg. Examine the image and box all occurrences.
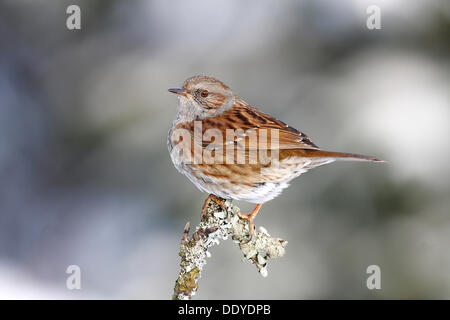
[238,204,262,240]
[201,194,227,220]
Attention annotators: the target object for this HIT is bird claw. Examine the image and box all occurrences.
[237,203,262,243]
[237,212,256,243]
[201,194,227,220]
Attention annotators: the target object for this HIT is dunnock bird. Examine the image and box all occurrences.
[168,75,383,237]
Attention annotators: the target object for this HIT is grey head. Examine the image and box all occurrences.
[168,75,236,122]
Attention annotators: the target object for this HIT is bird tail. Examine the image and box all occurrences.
[301,149,385,162]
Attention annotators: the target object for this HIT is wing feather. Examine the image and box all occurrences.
[201,100,319,151]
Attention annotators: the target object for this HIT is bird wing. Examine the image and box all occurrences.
[201,100,320,151]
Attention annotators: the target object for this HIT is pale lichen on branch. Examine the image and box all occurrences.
[172,199,287,300]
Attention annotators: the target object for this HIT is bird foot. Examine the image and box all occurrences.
[237,204,262,243]
[201,194,227,220]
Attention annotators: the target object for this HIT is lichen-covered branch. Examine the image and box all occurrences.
[172,199,287,300]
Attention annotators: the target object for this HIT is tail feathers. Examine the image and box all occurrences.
[301,149,385,162]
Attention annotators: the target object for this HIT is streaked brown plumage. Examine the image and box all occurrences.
[168,75,383,236]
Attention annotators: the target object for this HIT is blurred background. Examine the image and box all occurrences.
[0,0,449,299]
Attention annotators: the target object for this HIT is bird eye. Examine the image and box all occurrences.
[200,90,209,98]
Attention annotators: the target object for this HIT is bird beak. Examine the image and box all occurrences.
[168,88,188,97]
